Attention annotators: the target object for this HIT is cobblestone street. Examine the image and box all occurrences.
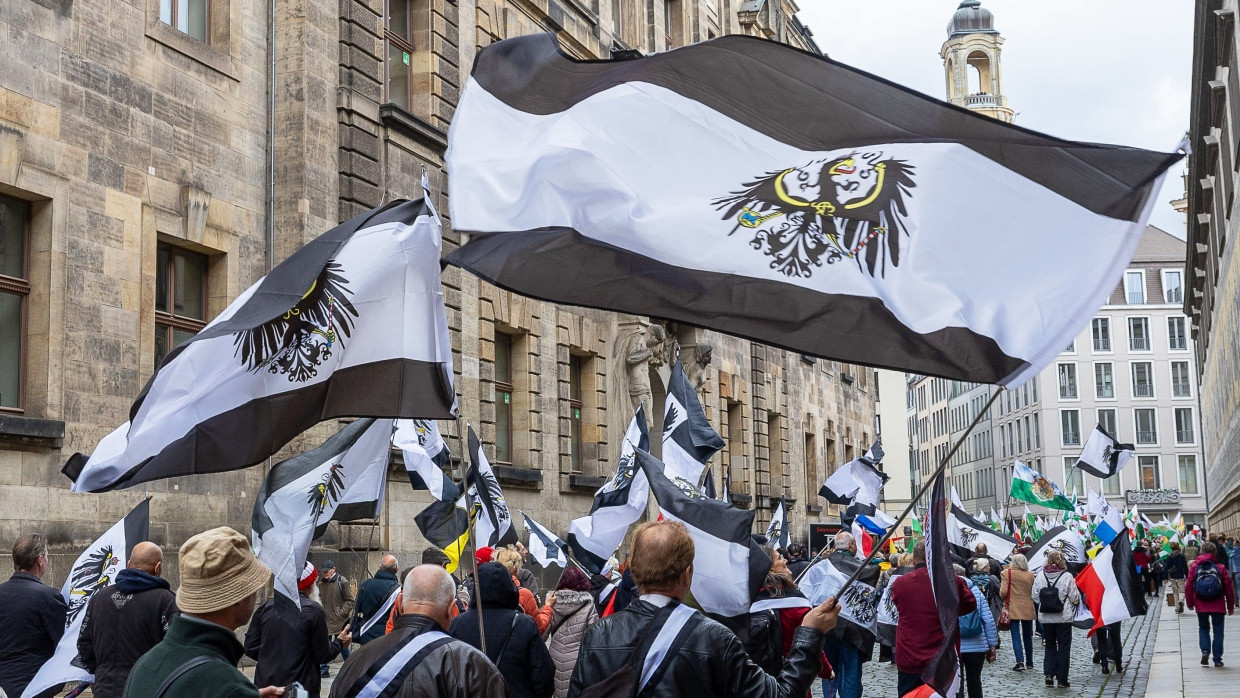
[813,596,1161,698]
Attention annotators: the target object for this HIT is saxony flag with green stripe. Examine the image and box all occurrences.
[1011,461,1075,511]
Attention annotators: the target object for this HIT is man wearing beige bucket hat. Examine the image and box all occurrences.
[125,527,287,698]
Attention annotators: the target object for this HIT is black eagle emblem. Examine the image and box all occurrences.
[234,262,359,382]
[308,462,347,521]
[714,151,916,278]
[67,545,120,624]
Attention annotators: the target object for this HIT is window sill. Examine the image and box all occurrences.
[380,103,449,154]
[493,464,542,489]
[731,493,753,507]
[0,414,65,449]
[806,503,823,515]
[567,473,606,491]
[145,21,239,81]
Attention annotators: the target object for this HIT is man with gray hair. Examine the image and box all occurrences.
[331,565,506,697]
[0,533,68,698]
[821,530,881,698]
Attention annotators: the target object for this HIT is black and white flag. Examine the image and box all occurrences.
[766,496,790,550]
[925,470,961,698]
[636,447,768,616]
[1074,424,1136,479]
[521,511,568,568]
[466,426,518,548]
[392,419,460,501]
[875,573,901,648]
[701,468,717,500]
[445,33,1181,387]
[414,493,470,550]
[65,199,456,492]
[567,407,650,574]
[252,418,393,625]
[800,554,879,636]
[1026,526,1087,574]
[947,506,1018,562]
[820,456,888,506]
[23,499,149,698]
[661,362,725,483]
[721,470,733,505]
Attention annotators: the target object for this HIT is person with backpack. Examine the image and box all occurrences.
[969,558,1002,623]
[956,564,998,698]
[1186,541,1237,667]
[1030,551,1080,689]
[449,561,554,698]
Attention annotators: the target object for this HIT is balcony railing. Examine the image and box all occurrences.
[1176,429,1194,444]
[1136,430,1157,444]
[1133,384,1154,398]
[967,93,998,107]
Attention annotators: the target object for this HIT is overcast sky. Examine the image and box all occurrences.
[796,0,1193,236]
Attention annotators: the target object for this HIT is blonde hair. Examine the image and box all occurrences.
[1046,551,1066,568]
[495,547,523,575]
[897,553,915,568]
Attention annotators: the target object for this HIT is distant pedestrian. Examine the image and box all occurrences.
[957,564,998,698]
[537,566,598,698]
[76,541,177,698]
[513,542,542,600]
[999,553,1036,672]
[450,562,554,698]
[1167,542,1189,613]
[1031,551,1080,688]
[785,543,812,579]
[456,546,492,610]
[0,534,68,698]
[351,554,400,645]
[245,562,351,698]
[1224,537,1240,596]
[316,559,354,677]
[1185,539,1201,563]
[1186,541,1236,667]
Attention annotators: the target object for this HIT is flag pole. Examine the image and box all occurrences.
[467,499,487,655]
[826,387,1005,598]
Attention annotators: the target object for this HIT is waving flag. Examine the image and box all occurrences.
[701,468,717,500]
[801,554,879,635]
[924,470,961,697]
[766,496,790,549]
[567,407,651,574]
[414,493,473,575]
[252,418,393,624]
[720,470,733,504]
[1089,490,1124,546]
[661,362,725,483]
[446,33,1181,387]
[1011,461,1074,511]
[65,199,456,492]
[1026,526,1087,574]
[22,499,149,698]
[947,506,1017,561]
[820,455,888,506]
[393,419,459,501]
[1075,424,1135,479]
[636,448,767,616]
[1076,534,1146,636]
[465,426,518,547]
[521,512,568,568]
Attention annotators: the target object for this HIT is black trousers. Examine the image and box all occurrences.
[1042,622,1072,683]
[961,652,987,698]
[1094,622,1123,667]
[897,671,925,698]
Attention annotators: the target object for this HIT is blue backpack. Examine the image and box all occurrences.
[1195,560,1224,601]
[959,584,984,638]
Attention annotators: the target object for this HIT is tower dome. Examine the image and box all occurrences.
[947,0,997,36]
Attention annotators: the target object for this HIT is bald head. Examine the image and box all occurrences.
[128,542,163,576]
[401,564,456,629]
[380,554,398,575]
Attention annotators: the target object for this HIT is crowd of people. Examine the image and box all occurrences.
[0,527,1238,697]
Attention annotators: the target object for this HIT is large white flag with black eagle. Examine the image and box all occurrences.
[392,418,460,501]
[446,34,1183,386]
[252,418,393,625]
[567,406,650,574]
[23,499,149,698]
[466,426,519,548]
[65,198,457,492]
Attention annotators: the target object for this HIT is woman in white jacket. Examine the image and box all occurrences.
[1031,551,1081,689]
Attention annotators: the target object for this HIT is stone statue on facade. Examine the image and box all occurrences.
[623,326,655,419]
[685,343,713,393]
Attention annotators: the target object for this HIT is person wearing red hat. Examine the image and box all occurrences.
[454,547,495,611]
[244,561,352,698]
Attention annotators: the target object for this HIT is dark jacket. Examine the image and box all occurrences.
[77,569,178,698]
[329,614,507,698]
[244,594,341,698]
[711,609,782,676]
[826,551,881,661]
[567,599,825,698]
[1167,551,1189,580]
[352,569,401,644]
[0,571,69,698]
[125,614,259,698]
[449,562,553,698]
[786,556,812,580]
[518,566,541,601]
[890,565,977,675]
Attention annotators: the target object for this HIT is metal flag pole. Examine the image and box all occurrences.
[827,387,1005,599]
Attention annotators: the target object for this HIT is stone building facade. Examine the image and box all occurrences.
[1187,0,1240,536]
[0,0,872,586]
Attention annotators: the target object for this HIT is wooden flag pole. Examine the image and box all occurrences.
[825,388,1005,599]
[467,501,487,655]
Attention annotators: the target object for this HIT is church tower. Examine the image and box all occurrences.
[940,0,1014,123]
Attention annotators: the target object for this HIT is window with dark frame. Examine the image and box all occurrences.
[0,195,30,412]
[568,354,583,472]
[384,0,429,118]
[154,242,208,369]
[159,0,209,42]
[493,332,513,465]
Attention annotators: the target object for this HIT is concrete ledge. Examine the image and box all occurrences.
[494,464,543,489]
[0,414,65,449]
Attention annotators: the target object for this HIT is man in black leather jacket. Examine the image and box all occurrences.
[567,520,839,698]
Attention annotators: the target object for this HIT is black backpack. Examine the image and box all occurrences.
[1038,572,1065,614]
[1195,560,1225,601]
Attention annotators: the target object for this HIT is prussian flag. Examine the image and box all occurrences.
[1075,534,1145,636]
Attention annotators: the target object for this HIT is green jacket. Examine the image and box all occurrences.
[125,615,259,698]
